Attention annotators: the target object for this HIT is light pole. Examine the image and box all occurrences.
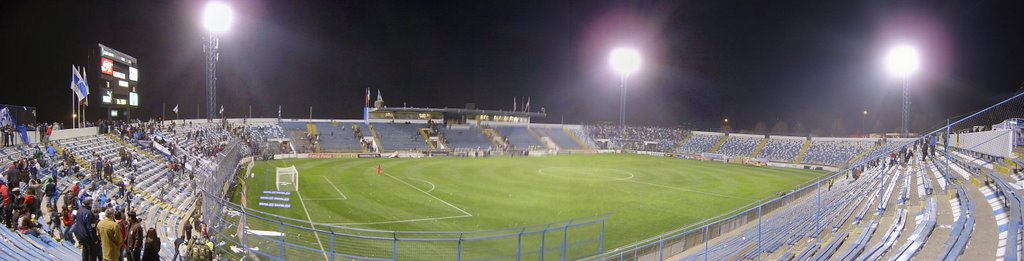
[609,48,641,128]
[203,2,233,120]
[862,110,867,136]
[885,45,919,137]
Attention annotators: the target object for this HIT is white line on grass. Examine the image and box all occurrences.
[276,159,329,260]
[323,214,472,226]
[294,190,330,260]
[408,177,437,193]
[382,172,473,217]
[322,176,348,199]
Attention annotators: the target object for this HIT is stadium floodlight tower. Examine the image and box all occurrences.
[610,47,641,128]
[885,45,919,137]
[203,2,233,120]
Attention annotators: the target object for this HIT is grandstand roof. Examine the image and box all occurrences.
[369,106,546,118]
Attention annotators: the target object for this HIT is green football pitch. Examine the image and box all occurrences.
[231,154,825,258]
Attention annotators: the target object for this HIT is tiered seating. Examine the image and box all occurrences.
[313,123,362,152]
[583,125,686,152]
[801,140,873,166]
[495,126,543,149]
[758,137,803,162]
[372,123,429,151]
[441,127,492,149]
[682,164,888,260]
[716,135,760,157]
[676,133,719,154]
[533,127,582,149]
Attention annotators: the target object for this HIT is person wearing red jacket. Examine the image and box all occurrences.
[61,204,75,244]
[0,182,8,207]
[0,181,7,228]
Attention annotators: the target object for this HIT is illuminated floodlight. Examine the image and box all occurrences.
[609,48,641,76]
[203,2,234,34]
[885,45,919,77]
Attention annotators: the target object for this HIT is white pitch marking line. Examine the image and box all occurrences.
[383,172,473,217]
[322,176,348,200]
[323,214,472,226]
[295,189,330,260]
[408,177,437,193]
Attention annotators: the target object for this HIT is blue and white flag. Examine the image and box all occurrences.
[0,108,11,127]
[71,65,89,105]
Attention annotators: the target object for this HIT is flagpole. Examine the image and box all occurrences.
[71,92,75,129]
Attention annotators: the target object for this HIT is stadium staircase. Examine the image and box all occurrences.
[845,144,878,167]
[108,133,159,162]
[526,128,558,150]
[52,143,91,170]
[369,124,382,151]
[533,128,562,150]
[563,128,590,149]
[353,124,367,153]
[481,127,503,148]
[306,123,318,137]
[419,128,436,150]
[751,137,769,157]
[794,139,812,164]
[708,135,728,153]
[285,129,312,152]
[307,123,320,152]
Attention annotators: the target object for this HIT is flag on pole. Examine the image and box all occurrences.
[80,66,90,105]
[365,88,371,107]
[525,97,530,112]
[219,105,224,115]
[71,65,87,102]
[521,96,525,112]
[377,89,382,101]
[376,164,382,176]
[172,105,179,114]
[278,105,282,118]
[513,97,517,111]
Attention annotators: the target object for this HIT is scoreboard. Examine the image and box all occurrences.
[93,44,139,119]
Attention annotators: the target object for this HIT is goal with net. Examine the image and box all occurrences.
[276,165,299,191]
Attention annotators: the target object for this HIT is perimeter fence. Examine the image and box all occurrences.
[198,135,606,260]
[599,89,1024,260]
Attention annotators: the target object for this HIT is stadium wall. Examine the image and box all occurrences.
[50,126,99,141]
[950,129,1014,158]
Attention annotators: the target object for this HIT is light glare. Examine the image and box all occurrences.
[610,48,641,75]
[885,45,919,77]
[203,2,234,33]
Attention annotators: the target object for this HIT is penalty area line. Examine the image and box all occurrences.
[408,177,437,193]
[322,176,348,200]
[382,171,473,217]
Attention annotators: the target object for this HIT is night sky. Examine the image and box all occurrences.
[3,1,1024,134]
